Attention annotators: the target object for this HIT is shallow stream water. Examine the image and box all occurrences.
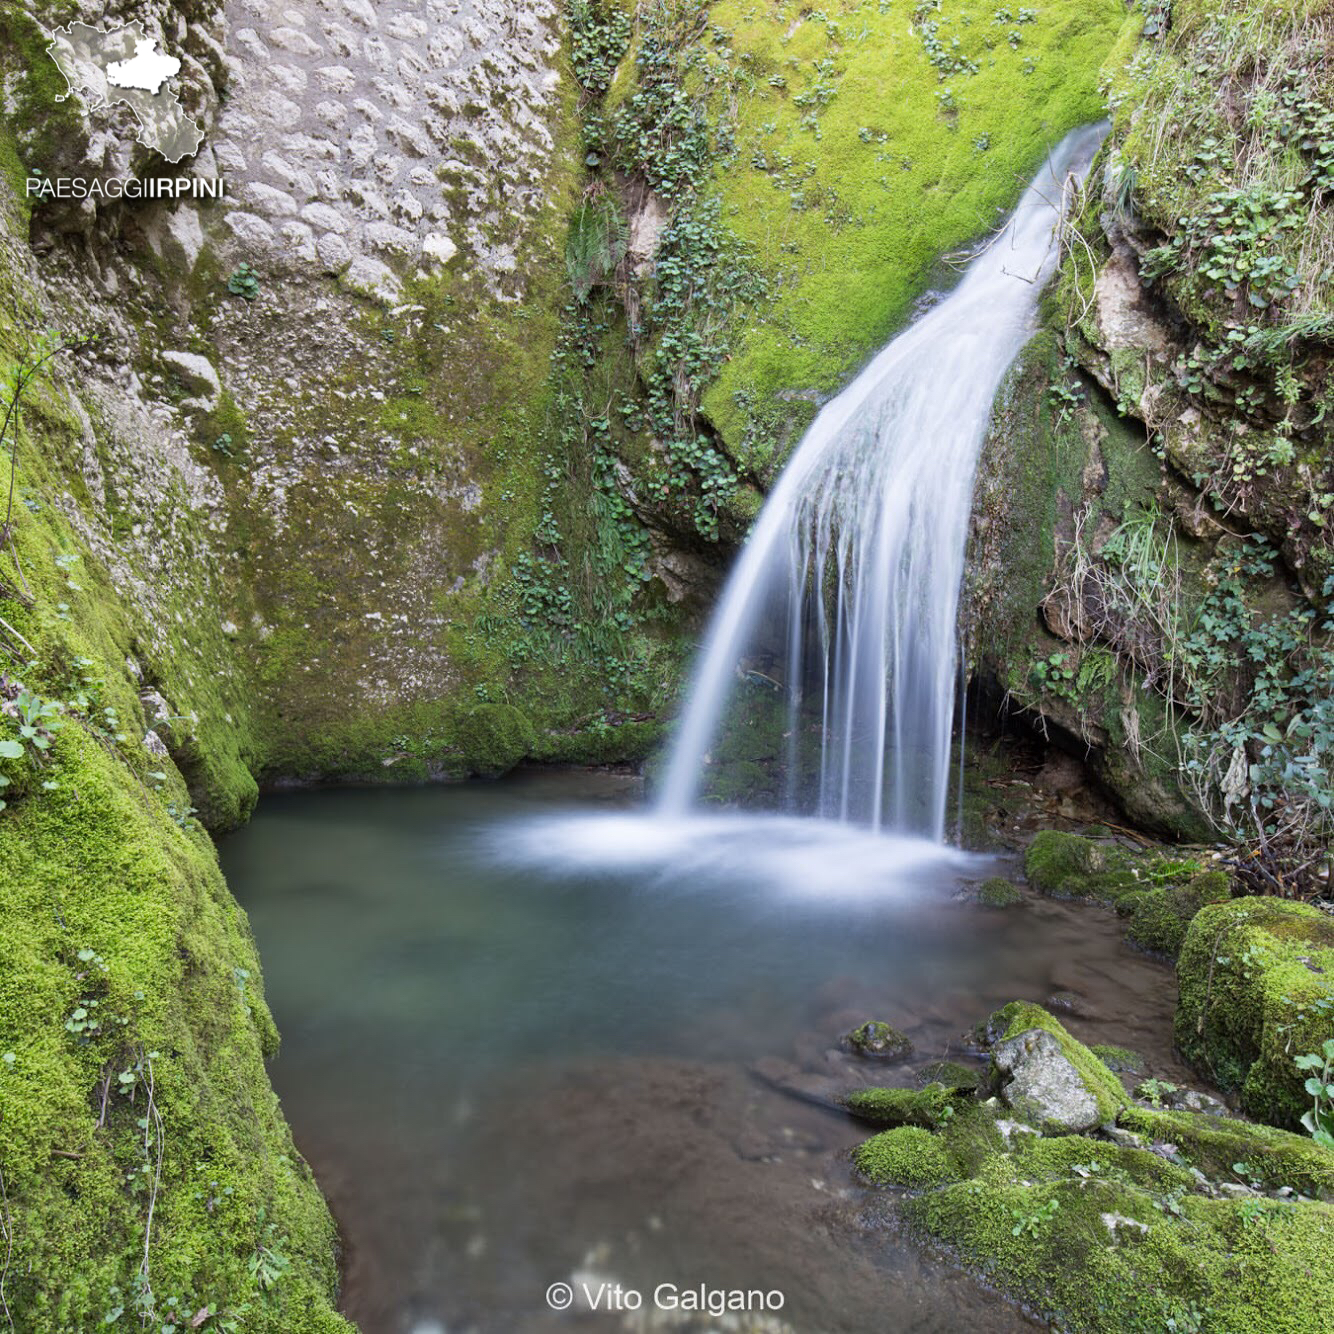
[222,771,1196,1334]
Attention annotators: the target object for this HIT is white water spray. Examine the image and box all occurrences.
[659,126,1105,840]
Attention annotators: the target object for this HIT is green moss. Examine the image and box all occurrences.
[702,0,1134,471]
[1117,1105,1334,1200]
[989,1001,1128,1125]
[918,1060,984,1092]
[528,718,664,766]
[1089,1045,1144,1075]
[976,877,1023,907]
[844,1020,913,1061]
[846,1082,958,1128]
[439,702,536,778]
[854,1126,960,1188]
[1176,899,1334,1128]
[908,1163,1334,1332]
[0,727,349,1331]
[1122,871,1232,957]
[1024,831,1129,896]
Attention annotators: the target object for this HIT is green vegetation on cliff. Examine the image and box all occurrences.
[0,191,346,1330]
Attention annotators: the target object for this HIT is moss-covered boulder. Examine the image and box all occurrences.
[0,728,351,1330]
[843,1020,913,1063]
[851,1062,1334,1330]
[1121,871,1233,957]
[987,1002,1127,1132]
[907,1146,1334,1333]
[854,1126,960,1188]
[850,997,1334,1329]
[1024,831,1138,900]
[441,702,536,778]
[1176,899,1334,1129]
[976,877,1024,907]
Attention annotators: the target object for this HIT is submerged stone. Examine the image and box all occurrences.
[975,877,1024,907]
[843,1020,913,1063]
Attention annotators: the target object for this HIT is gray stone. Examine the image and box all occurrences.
[316,232,354,274]
[420,232,458,268]
[159,351,221,410]
[993,1028,1100,1134]
[342,255,401,304]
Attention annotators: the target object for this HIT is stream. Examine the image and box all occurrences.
[222,770,1198,1334]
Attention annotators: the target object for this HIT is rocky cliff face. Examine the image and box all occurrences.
[967,0,1333,875]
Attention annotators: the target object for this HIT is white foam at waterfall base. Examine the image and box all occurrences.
[658,124,1107,840]
[486,811,989,900]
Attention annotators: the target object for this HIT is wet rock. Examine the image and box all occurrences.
[1102,1124,1147,1149]
[993,1028,1101,1134]
[749,1058,847,1109]
[1045,989,1100,1020]
[916,1060,983,1092]
[974,877,1023,907]
[1134,1081,1228,1117]
[842,1021,913,1063]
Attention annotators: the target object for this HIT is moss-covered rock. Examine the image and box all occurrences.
[846,1082,958,1128]
[843,1020,913,1063]
[441,702,537,778]
[1023,831,1139,900]
[908,1158,1334,1333]
[1176,899,1334,1129]
[854,1126,960,1188]
[0,728,350,1331]
[851,1000,1334,1327]
[1122,871,1233,957]
[976,877,1024,907]
[1117,1105,1334,1200]
[988,1002,1127,1129]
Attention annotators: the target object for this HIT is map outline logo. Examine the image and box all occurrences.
[44,20,204,164]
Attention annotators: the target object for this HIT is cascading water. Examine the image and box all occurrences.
[658,126,1106,841]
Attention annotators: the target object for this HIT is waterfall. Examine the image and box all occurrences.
[658,126,1106,840]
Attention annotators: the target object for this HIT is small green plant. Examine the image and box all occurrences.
[1165,1302,1207,1334]
[226,264,261,301]
[1136,1078,1180,1108]
[1010,1197,1059,1237]
[1030,651,1075,695]
[1294,1039,1334,1150]
[248,1209,292,1293]
[565,194,628,303]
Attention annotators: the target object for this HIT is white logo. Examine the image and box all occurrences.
[45,21,203,163]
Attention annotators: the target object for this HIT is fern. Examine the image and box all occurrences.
[565,197,629,302]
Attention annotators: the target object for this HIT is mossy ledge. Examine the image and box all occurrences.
[850,1003,1334,1333]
